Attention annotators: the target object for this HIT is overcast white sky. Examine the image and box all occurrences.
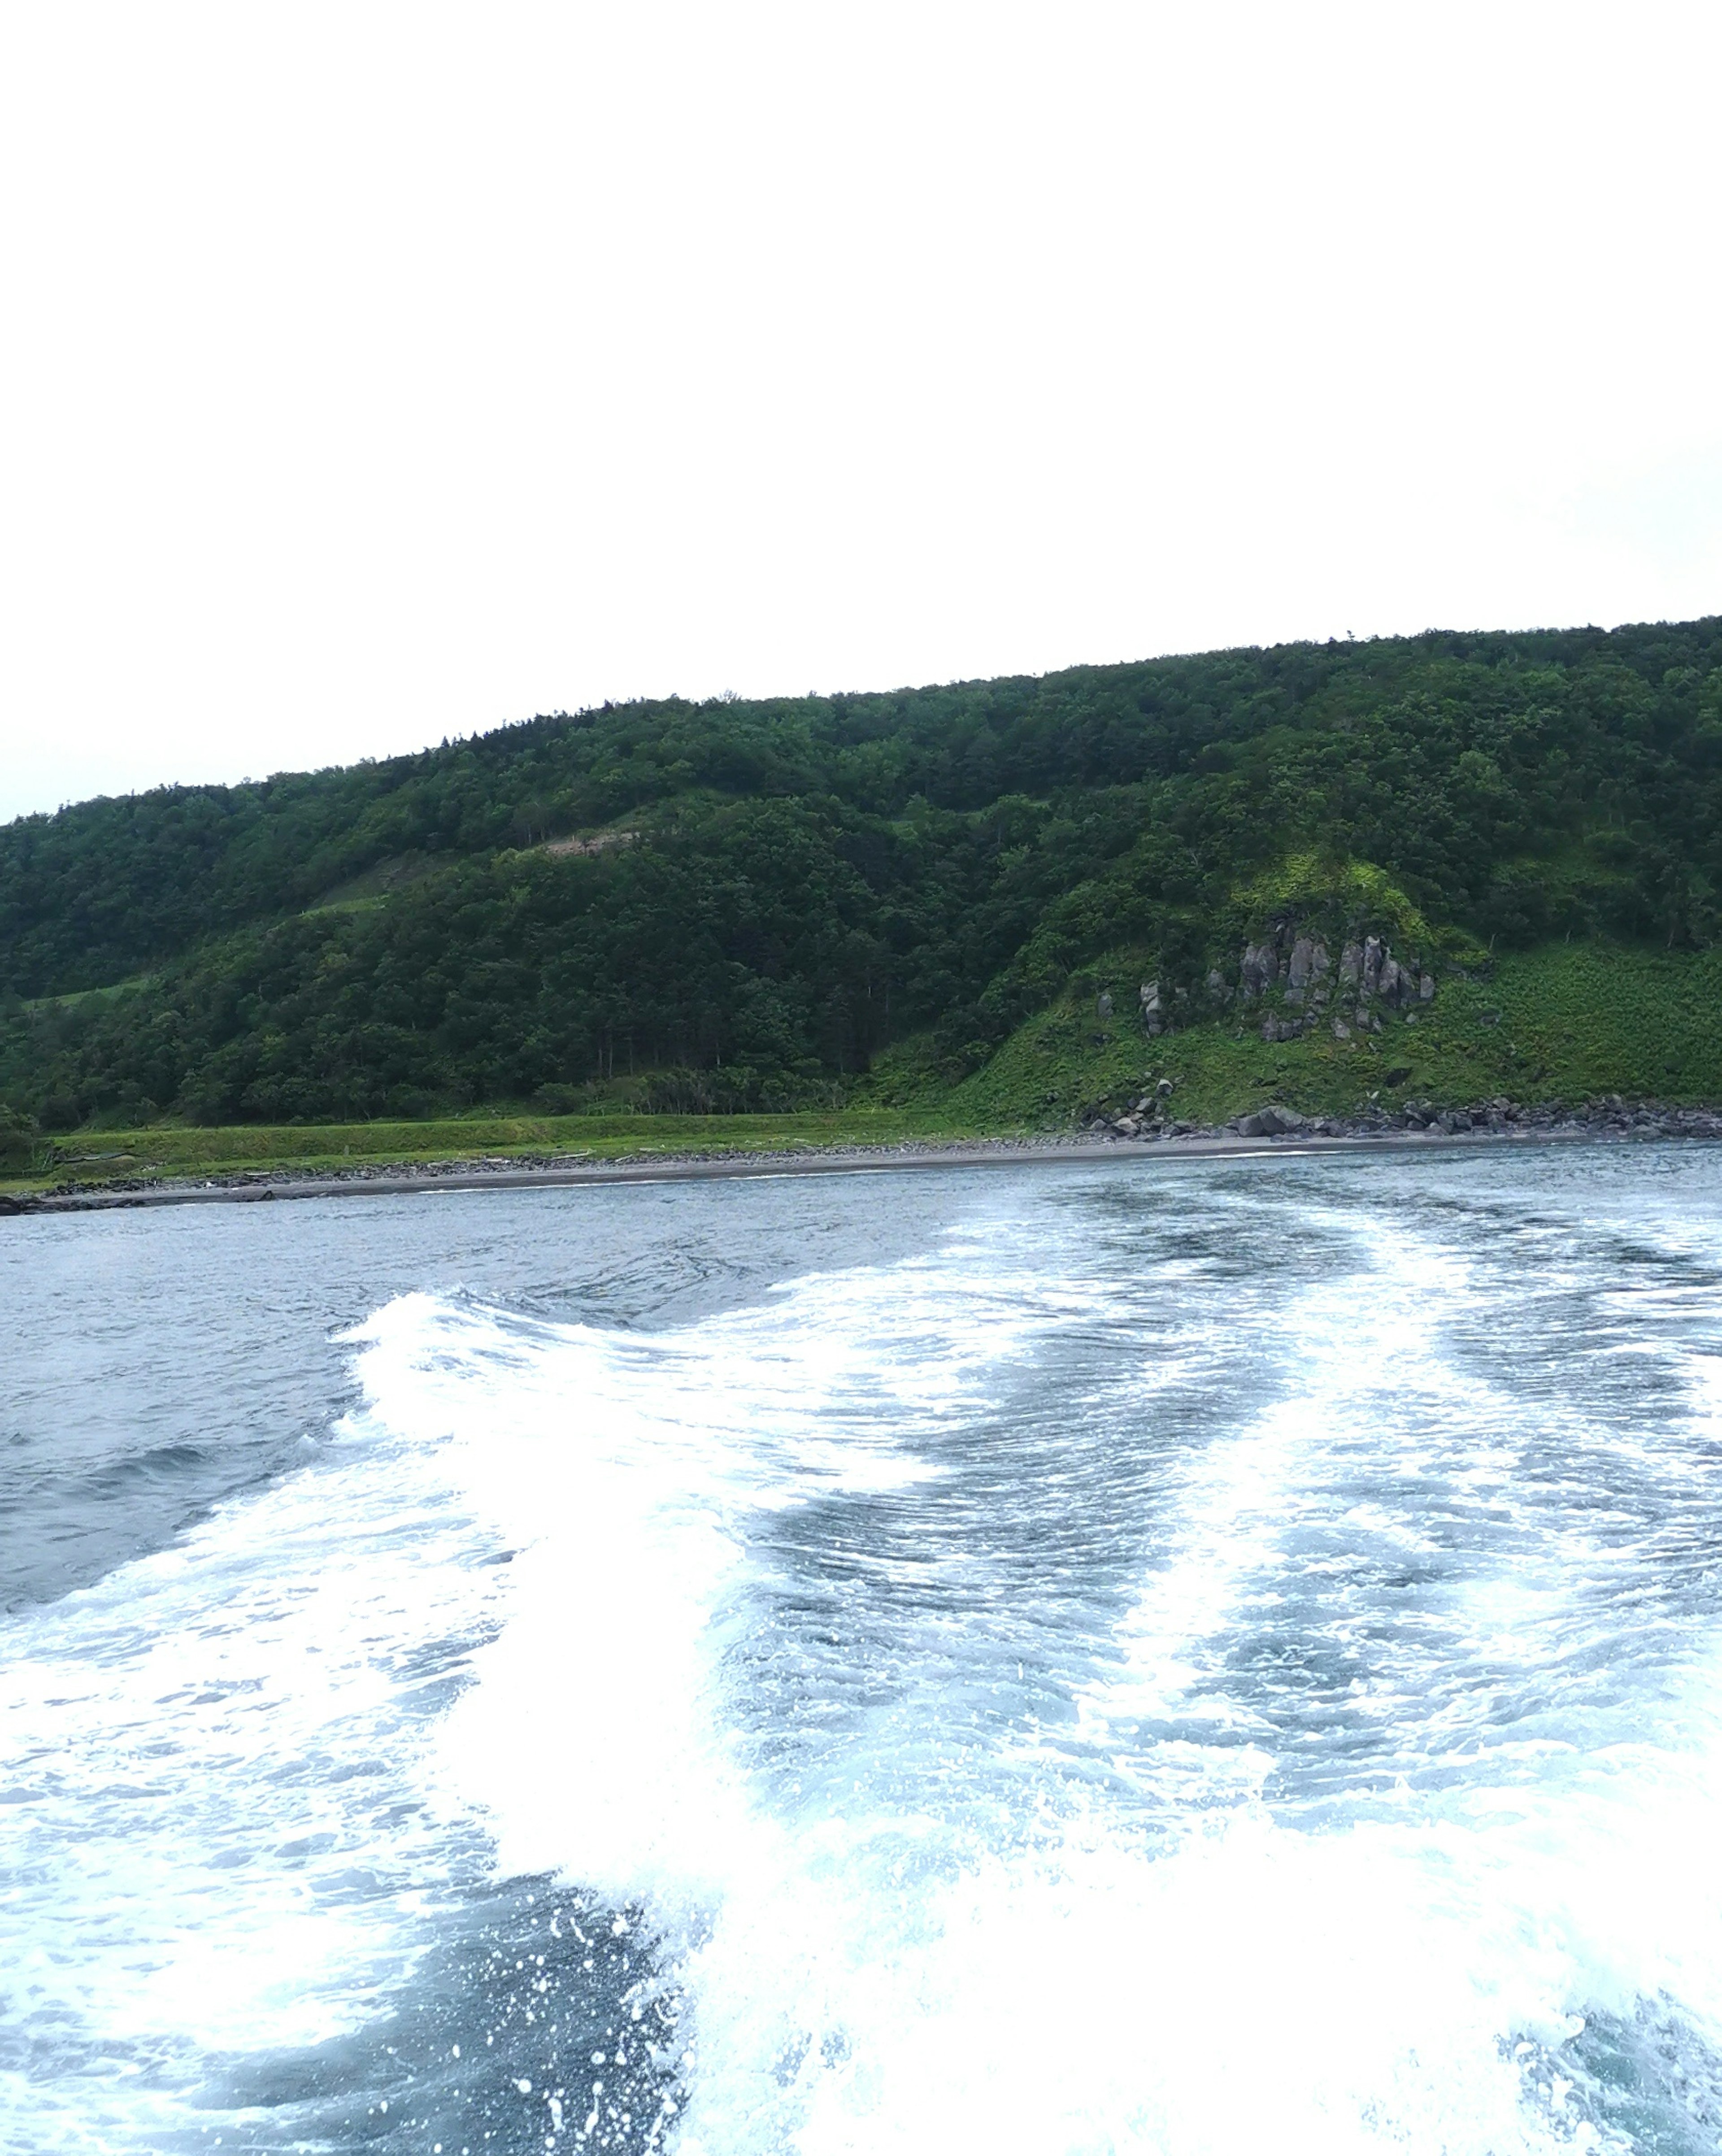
[2,1,1719,823]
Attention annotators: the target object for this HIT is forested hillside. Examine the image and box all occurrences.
[4,617,1722,1130]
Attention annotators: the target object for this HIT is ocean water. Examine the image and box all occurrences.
[5,1149,1722,2153]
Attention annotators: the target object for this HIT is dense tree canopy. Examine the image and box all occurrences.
[4,618,1722,1124]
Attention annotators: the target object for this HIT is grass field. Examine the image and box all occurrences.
[8,941,1722,1195]
[0,1106,972,1194]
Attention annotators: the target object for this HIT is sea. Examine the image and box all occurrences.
[5,1146,1722,2155]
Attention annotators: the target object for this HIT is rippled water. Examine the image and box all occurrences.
[6,1149,1722,2152]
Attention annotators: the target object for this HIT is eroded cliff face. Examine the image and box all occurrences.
[1231,920,1436,1042]
[1128,915,1438,1046]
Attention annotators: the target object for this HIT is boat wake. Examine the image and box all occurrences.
[7,1159,1722,2151]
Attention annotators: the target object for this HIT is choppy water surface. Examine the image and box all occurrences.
[6,1149,1722,2153]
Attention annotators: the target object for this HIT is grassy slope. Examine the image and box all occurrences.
[8,941,1722,1195]
[874,941,1722,1128]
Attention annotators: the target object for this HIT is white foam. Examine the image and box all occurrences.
[0,1387,505,2146]
[368,1225,1722,2152]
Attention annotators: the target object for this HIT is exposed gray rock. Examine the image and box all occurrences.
[1285,936,1334,999]
[1339,941,1362,989]
[1239,942,1277,999]
[1419,971,1436,1002]
[1362,936,1383,997]
[1097,991,1113,1021]
[1233,1104,1309,1138]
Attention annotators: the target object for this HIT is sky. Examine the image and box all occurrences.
[2,1,1719,824]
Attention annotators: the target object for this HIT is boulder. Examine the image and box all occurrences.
[1257,1105,1307,1136]
[1235,1105,1306,1138]
[1361,936,1383,997]
[1097,991,1113,1021]
[1339,941,1363,989]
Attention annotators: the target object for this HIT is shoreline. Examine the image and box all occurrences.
[0,1121,1680,1216]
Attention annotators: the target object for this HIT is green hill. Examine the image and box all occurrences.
[4,617,1722,1147]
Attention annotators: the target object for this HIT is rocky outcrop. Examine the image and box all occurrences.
[1118,913,1435,1046]
[1205,915,1437,1044]
[1284,936,1331,1005]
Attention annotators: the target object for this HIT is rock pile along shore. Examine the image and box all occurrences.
[1083,1094,1722,1143]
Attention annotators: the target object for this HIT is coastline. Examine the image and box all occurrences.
[0,1120,1671,1216]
